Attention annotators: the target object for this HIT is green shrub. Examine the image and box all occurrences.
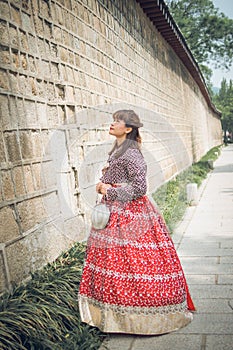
[0,243,106,350]
[153,145,221,231]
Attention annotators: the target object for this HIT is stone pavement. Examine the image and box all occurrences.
[99,144,233,350]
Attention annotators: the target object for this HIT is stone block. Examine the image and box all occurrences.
[0,68,10,91]
[53,25,62,43]
[19,74,32,95]
[40,60,50,78]
[40,130,51,157]
[59,64,67,81]
[66,66,74,82]
[7,97,19,129]
[17,196,46,232]
[36,79,46,98]
[31,131,42,158]
[58,105,65,123]
[1,170,15,201]
[65,86,74,102]
[99,335,134,350]
[36,102,47,128]
[19,29,29,50]
[188,284,233,299]
[16,97,26,128]
[194,298,233,313]
[133,334,202,350]
[186,183,198,205]
[62,30,70,47]
[21,12,32,32]
[1,2,10,21]
[6,232,41,285]
[0,250,7,291]
[177,313,233,334]
[8,70,20,94]
[45,82,55,102]
[10,3,22,26]
[20,53,28,70]
[185,274,215,285]
[0,134,6,163]
[19,131,33,160]
[0,46,10,66]
[0,95,11,130]
[63,215,86,242]
[30,77,37,96]
[31,162,45,191]
[5,218,70,286]
[44,22,52,40]
[206,335,233,350]
[40,161,56,188]
[39,0,50,19]
[12,166,26,197]
[56,84,65,101]
[65,105,75,124]
[28,55,36,73]
[42,219,70,260]
[60,47,69,62]
[28,34,38,55]
[0,21,9,45]
[12,49,20,69]
[23,165,35,193]
[50,62,59,80]
[0,206,20,243]
[47,105,59,127]
[24,100,37,126]
[218,274,233,285]
[42,191,60,219]
[9,24,19,47]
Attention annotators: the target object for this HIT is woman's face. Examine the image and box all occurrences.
[109,119,131,139]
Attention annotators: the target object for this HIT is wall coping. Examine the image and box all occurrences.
[137,0,221,117]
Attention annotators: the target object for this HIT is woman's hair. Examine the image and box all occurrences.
[109,110,143,158]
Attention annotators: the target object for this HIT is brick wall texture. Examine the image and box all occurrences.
[0,0,222,293]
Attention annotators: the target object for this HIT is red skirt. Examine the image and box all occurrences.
[78,196,195,334]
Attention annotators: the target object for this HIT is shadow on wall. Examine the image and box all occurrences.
[43,103,192,238]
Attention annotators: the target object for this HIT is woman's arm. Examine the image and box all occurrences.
[105,149,147,202]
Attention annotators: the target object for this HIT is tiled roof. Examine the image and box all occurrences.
[137,0,220,116]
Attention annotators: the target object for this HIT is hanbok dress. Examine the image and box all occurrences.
[78,147,195,334]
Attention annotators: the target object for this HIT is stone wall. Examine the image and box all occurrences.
[0,0,222,293]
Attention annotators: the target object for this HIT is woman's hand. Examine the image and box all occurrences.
[96,182,112,195]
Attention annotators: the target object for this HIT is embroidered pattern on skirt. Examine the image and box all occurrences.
[79,195,195,334]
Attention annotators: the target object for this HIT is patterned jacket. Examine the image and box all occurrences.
[101,147,147,202]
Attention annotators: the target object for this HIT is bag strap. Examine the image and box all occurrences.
[95,193,107,204]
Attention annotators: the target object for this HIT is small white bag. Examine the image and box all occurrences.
[91,201,110,230]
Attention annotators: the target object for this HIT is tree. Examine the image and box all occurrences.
[166,0,233,84]
[213,78,233,140]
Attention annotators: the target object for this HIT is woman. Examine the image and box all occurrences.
[78,109,195,334]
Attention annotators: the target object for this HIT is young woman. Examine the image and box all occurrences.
[78,110,195,334]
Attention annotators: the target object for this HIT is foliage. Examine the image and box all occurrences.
[153,146,221,231]
[166,0,233,84]
[0,243,106,350]
[213,78,233,136]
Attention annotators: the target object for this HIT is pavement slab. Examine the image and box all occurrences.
[99,145,233,350]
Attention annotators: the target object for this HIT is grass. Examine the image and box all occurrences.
[0,243,106,350]
[0,145,221,349]
[153,145,221,232]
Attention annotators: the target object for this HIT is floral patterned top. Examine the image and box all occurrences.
[101,147,147,202]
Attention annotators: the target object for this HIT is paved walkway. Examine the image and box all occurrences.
[99,144,233,350]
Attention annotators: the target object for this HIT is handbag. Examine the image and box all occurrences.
[91,196,110,230]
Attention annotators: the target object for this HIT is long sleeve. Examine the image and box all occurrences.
[105,149,147,202]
